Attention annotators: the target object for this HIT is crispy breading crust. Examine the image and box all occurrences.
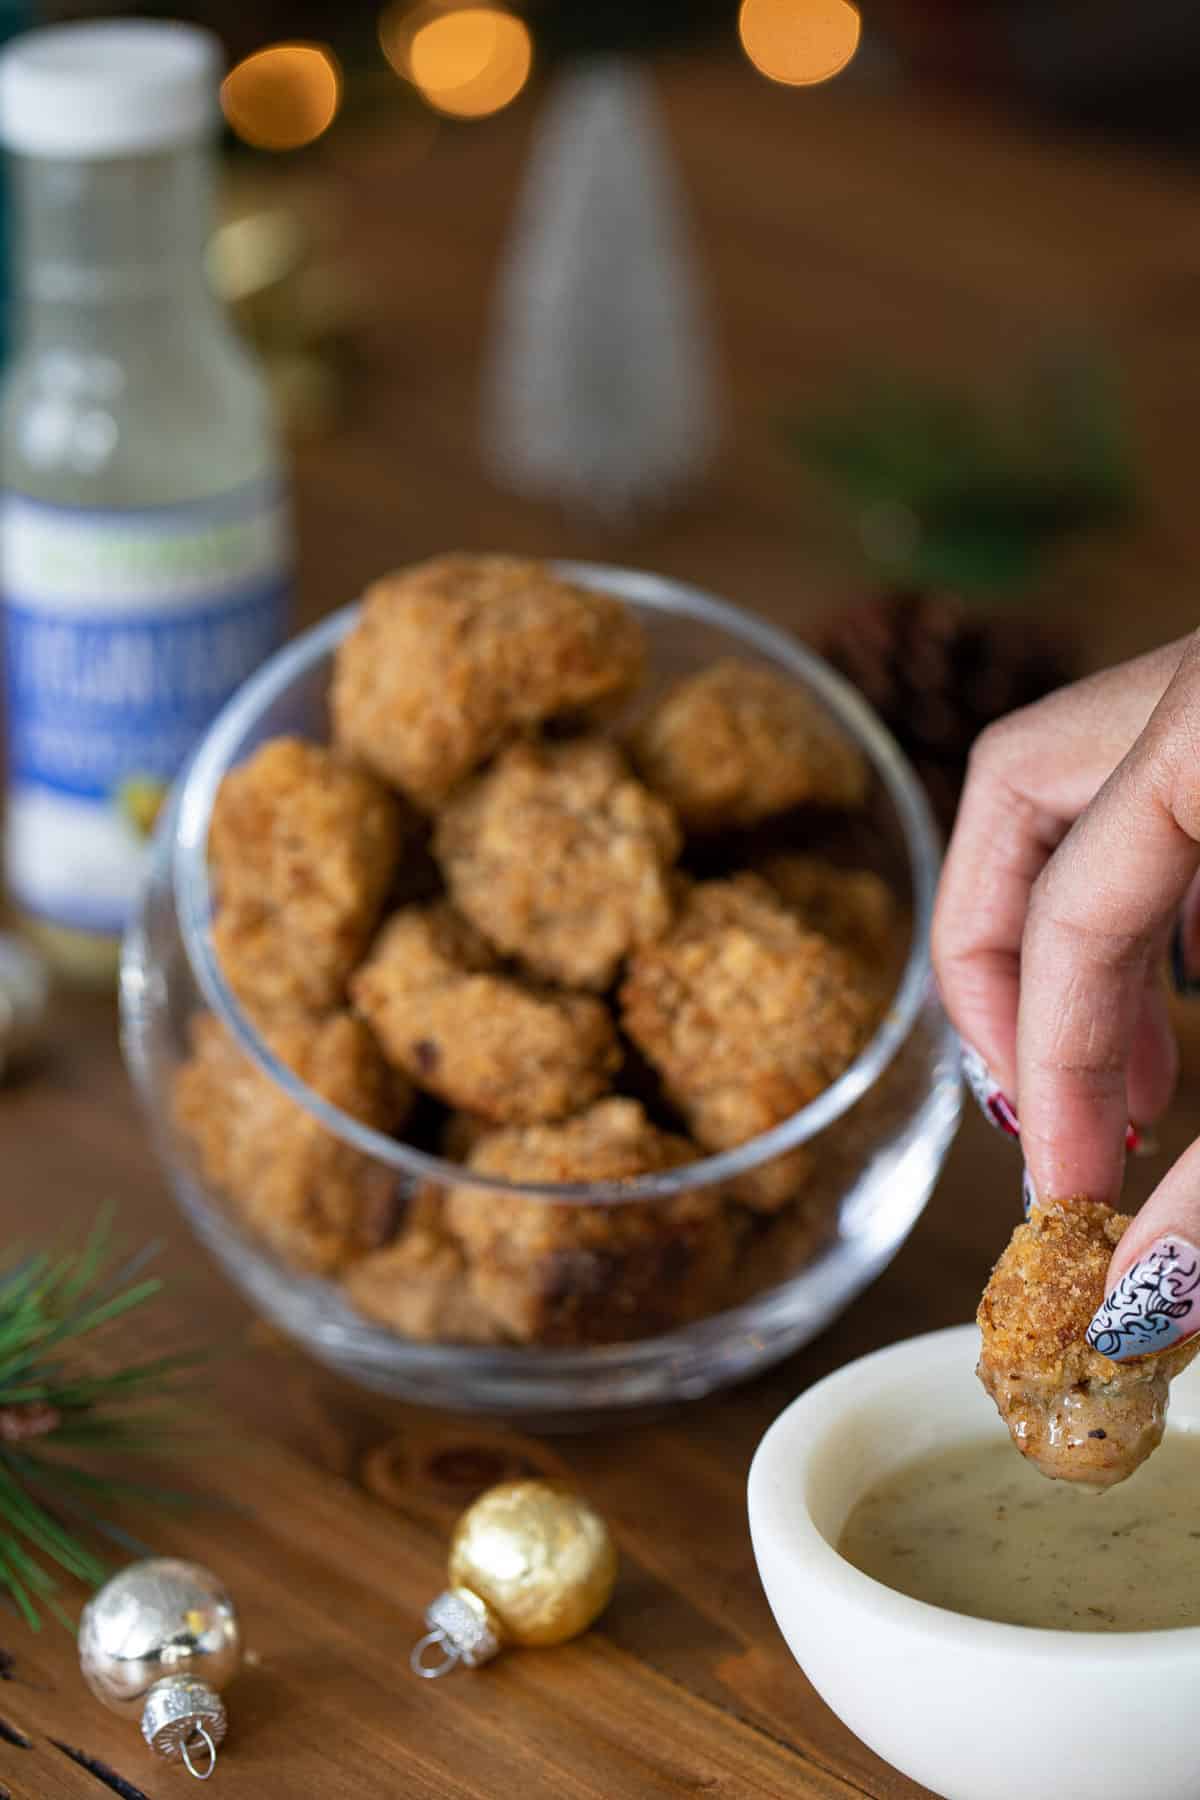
[757,853,899,967]
[619,876,877,1204]
[630,658,868,831]
[444,1099,739,1345]
[172,1010,411,1274]
[210,738,404,1013]
[978,1199,1200,1486]
[978,1199,1127,1384]
[435,737,681,990]
[343,1226,503,1344]
[351,903,620,1123]
[727,1145,816,1217]
[330,554,645,809]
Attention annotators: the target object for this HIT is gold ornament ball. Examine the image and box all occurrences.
[448,1480,617,1648]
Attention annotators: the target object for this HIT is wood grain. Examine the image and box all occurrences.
[5,53,1200,1798]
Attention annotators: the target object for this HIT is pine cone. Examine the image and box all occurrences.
[818,590,1075,830]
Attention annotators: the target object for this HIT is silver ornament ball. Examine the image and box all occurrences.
[79,1558,241,1717]
[80,1558,241,1779]
[141,1672,228,1769]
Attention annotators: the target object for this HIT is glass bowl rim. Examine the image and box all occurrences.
[168,558,942,1206]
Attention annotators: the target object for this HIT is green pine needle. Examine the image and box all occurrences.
[784,353,1135,597]
[0,1212,204,1629]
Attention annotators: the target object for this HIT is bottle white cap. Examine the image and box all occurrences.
[0,20,222,159]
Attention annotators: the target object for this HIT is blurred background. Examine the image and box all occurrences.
[9,0,1200,831]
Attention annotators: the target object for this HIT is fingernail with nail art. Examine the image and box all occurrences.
[1086,1237,1200,1361]
[959,1042,1019,1137]
[1021,1166,1037,1218]
[1170,919,1199,996]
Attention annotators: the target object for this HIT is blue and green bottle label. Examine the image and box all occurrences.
[2,481,289,936]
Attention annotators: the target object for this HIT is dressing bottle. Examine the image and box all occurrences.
[0,20,290,980]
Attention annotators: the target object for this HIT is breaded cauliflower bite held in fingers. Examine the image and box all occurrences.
[330,553,645,809]
[619,875,878,1205]
[444,1099,739,1346]
[209,737,405,1014]
[350,902,620,1123]
[435,736,682,991]
[630,658,868,832]
[977,1199,1200,1487]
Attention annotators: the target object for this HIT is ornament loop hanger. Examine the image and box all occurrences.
[410,1630,460,1680]
[181,1725,217,1781]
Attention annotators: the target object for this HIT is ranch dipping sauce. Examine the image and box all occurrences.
[838,1431,1200,1632]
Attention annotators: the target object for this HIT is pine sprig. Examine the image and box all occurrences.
[0,1210,204,1628]
[786,353,1135,597]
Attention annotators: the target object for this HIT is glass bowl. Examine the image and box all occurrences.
[120,561,960,1421]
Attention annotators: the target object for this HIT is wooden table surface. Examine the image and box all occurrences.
[6,55,1200,1800]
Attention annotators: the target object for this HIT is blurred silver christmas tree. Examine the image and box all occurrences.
[483,56,719,524]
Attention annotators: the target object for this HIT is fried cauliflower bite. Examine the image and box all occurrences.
[330,554,645,810]
[209,738,405,1014]
[434,736,681,991]
[977,1199,1200,1488]
[757,854,899,968]
[443,1099,739,1346]
[343,1221,503,1345]
[630,659,868,832]
[172,1010,411,1275]
[350,903,620,1124]
[619,876,877,1210]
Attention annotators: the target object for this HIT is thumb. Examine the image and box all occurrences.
[1086,1135,1200,1362]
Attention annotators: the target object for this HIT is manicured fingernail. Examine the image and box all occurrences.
[1086,1237,1200,1361]
[1022,1166,1038,1218]
[960,1042,1019,1137]
[962,1042,1147,1155]
[1171,917,1200,998]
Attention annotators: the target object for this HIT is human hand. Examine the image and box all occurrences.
[934,632,1200,1356]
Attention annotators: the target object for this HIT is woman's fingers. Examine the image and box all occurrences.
[937,630,1200,1359]
[1170,868,1200,996]
[1125,958,1178,1133]
[934,733,1064,1099]
[934,638,1191,1109]
[1085,1135,1200,1362]
[1018,639,1200,1213]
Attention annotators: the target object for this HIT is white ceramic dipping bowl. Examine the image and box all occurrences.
[748,1323,1200,1800]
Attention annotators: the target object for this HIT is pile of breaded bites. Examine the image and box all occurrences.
[173,553,901,1348]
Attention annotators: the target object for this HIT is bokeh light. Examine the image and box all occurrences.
[378,0,452,79]
[738,0,860,87]
[221,42,342,151]
[379,3,533,119]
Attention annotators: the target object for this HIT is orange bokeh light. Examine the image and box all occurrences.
[379,3,532,119]
[221,42,342,151]
[738,0,861,87]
